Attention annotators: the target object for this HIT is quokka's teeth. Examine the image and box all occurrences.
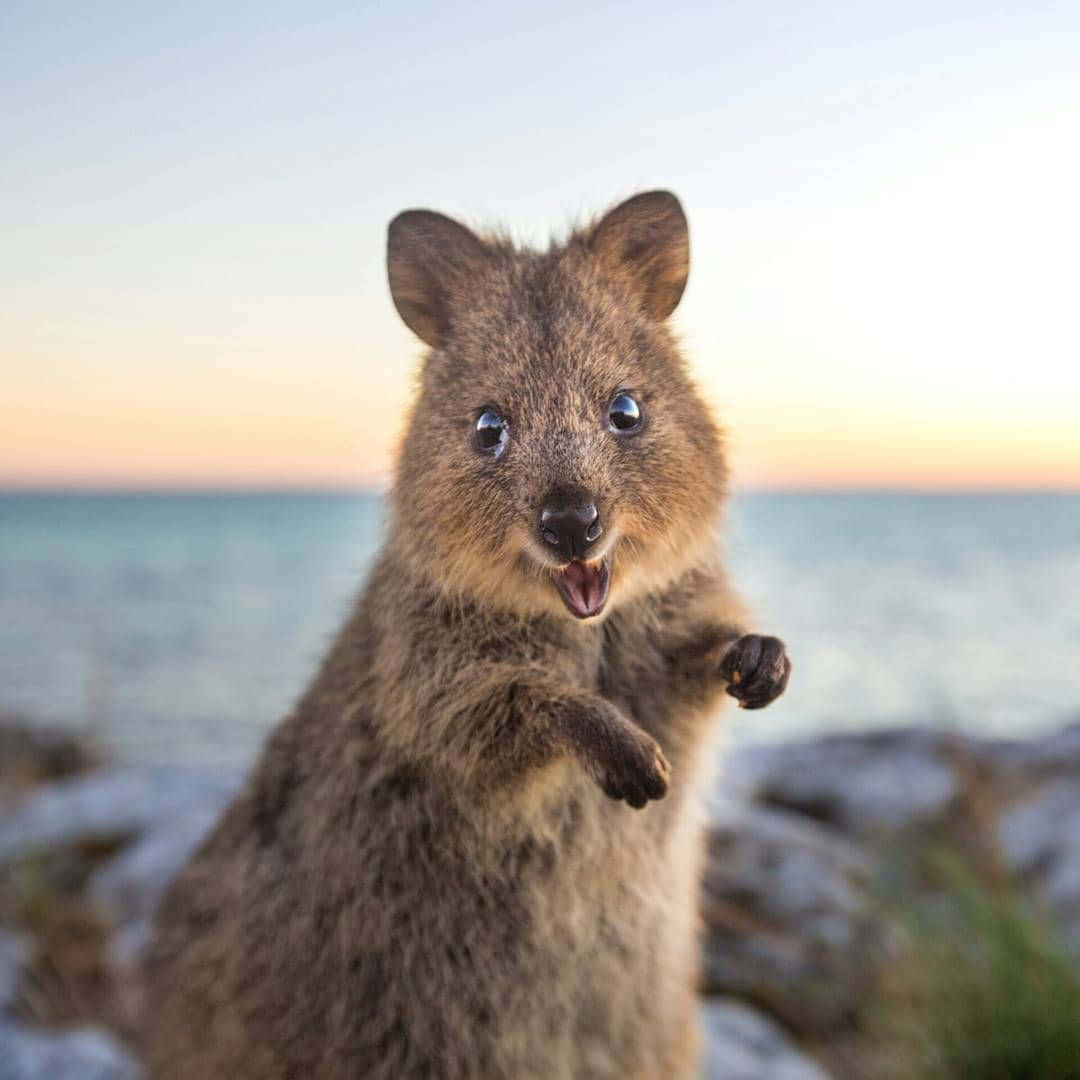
[552,559,609,618]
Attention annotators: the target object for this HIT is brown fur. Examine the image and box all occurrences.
[143,191,790,1078]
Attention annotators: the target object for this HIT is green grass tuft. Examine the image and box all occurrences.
[887,854,1080,1080]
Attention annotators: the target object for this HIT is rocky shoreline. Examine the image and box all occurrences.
[2,717,1078,1079]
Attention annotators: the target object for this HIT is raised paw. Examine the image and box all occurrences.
[719,634,791,710]
[599,729,671,809]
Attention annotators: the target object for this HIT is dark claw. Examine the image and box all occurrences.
[720,635,791,710]
[599,733,671,808]
[642,764,668,800]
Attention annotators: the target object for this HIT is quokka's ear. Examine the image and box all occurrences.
[387,210,494,347]
[588,191,689,320]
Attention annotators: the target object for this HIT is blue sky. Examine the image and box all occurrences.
[3,2,1079,487]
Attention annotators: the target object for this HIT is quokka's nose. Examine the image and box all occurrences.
[539,496,602,563]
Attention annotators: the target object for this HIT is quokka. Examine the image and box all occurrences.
[144,190,791,1079]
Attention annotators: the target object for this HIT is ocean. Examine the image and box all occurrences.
[2,492,1078,767]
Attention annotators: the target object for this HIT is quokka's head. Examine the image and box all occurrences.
[387,191,727,622]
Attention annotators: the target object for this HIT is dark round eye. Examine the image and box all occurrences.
[607,392,642,433]
[474,408,509,457]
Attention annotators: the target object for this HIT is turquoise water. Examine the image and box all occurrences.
[2,492,1078,765]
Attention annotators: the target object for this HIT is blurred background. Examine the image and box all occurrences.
[2,3,1080,1077]
[3,1,1078,765]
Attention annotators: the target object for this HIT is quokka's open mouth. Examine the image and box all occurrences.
[551,558,610,619]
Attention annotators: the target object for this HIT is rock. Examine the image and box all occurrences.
[703,797,893,1033]
[0,932,29,1013]
[0,1022,140,1080]
[0,721,99,815]
[0,720,98,782]
[700,999,833,1080]
[105,919,153,979]
[91,804,223,926]
[0,768,242,866]
[90,804,225,971]
[997,778,1080,947]
[728,728,964,835]
[974,720,1080,782]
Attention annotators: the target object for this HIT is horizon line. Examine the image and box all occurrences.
[3,483,1079,498]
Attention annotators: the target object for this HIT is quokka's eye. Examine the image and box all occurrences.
[607,392,643,433]
[474,408,509,457]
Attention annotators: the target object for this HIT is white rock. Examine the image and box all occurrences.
[998,777,1080,945]
[0,768,241,865]
[998,778,1080,875]
[0,932,29,1013]
[0,1022,140,1080]
[975,720,1080,778]
[91,804,223,925]
[88,803,225,974]
[703,798,891,1032]
[728,728,961,834]
[700,999,833,1079]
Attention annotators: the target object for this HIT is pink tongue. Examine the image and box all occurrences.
[556,560,605,616]
[564,562,596,610]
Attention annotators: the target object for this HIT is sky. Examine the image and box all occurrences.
[3,1,1079,491]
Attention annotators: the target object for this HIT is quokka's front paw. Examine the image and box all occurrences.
[598,728,671,809]
[719,634,791,710]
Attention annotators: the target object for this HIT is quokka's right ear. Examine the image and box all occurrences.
[588,191,689,321]
[387,210,494,348]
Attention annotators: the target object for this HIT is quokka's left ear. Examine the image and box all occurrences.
[387,209,495,348]
[587,190,689,321]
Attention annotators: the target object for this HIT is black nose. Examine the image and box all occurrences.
[539,495,602,562]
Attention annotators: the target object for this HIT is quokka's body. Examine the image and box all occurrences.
[144,191,790,1079]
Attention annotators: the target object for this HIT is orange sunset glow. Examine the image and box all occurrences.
[3,6,1078,492]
